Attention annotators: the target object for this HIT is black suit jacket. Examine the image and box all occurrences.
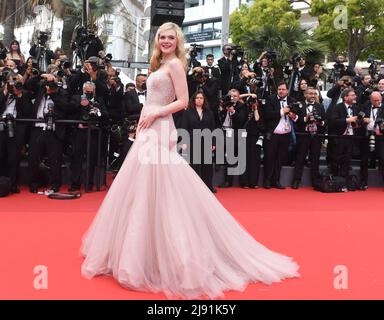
[31,87,77,140]
[218,57,236,94]
[295,101,326,134]
[328,102,359,136]
[218,101,247,130]
[263,95,296,134]
[122,90,145,121]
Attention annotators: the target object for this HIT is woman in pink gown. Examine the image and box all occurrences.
[81,22,299,299]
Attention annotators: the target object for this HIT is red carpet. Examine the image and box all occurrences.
[1,185,384,300]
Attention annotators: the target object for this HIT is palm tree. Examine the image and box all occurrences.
[33,0,119,60]
[0,0,35,46]
[239,25,328,71]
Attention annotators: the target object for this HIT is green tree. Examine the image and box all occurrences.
[230,0,301,47]
[310,0,384,67]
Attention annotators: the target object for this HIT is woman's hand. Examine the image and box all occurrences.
[137,109,160,132]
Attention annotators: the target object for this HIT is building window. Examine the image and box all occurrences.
[185,0,199,8]
[105,21,114,36]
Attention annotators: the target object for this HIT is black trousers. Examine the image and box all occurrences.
[240,135,261,187]
[28,127,63,189]
[222,129,241,186]
[263,133,290,185]
[375,136,384,180]
[358,136,369,184]
[293,134,322,183]
[70,128,99,188]
[0,126,25,187]
[330,136,354,178]
[189,140,214,191]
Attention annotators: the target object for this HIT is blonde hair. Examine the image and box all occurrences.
[149,22,187,73]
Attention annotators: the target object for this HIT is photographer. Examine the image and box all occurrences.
[285,54,310,97]
[357,91,384,190]
[181,90,216,193]
[187,66,220,127]
[239,93,263,189]
[328,54,355,86]
[29,31,56,72]
[0,73,33,193]
[356,74,374,107]
[122,73,147,122]
[68,81,108,192]
[291,87,326,189]
[71,24,104,61]
[367,55,381,81]
[327,88,359,180]
[366,92,384,183]
[253,51,277,100]
[218,89,247,188]
[28,73,76,193]
[106,68,124,167]
[68,56,108,101]
[186,44,202,73]
[204,54,221,80]
[326,75,353,109]
[218,44,244,95]
[263,82,298,189]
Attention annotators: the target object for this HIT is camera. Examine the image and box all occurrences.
[44,103,55,131]
[227,46,244,57]
[103,53,113,63]
[246,76,263,88]
[375,117,384,134]
[37,31,50,46]
[0,114,15,138]
[287,102,301,114]
[367,55,381,78]
[306,110,323,135]
[291,53,302,64]
[220,94,236,109]
[189,43,204,59]
[193,69,209,81]
[351,111,366,128]
[245,95,257,105]
[80,95,102,121]
[369,133,376,152]
[264,50,277,62]
[43,80,59,90]
[7,79,23,93]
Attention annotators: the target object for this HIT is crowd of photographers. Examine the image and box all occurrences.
[0,28,144,194]
[2,32,384,194]
[183,44,384,192]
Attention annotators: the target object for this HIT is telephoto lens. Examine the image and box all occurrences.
[369,134,376,152]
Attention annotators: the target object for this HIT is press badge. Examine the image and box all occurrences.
[226,129,233,138]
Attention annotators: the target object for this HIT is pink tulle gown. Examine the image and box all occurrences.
[81,65,300,299]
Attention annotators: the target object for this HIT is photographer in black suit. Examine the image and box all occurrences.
[122,73,147,126]
[263,82,298,189]
[218,44,239,96]
[68,82,108,192]
[28,73,76,193]
[0,74,33,193]
[218,89,247,188]
[327,88,359,179]
[187,66,220,127]
[358,91,384,190]
[239,93,264,189]
[291,87,326,189]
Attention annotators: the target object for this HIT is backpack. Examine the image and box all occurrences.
[313,174,348,193]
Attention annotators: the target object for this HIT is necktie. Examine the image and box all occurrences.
[138,91,146,96]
